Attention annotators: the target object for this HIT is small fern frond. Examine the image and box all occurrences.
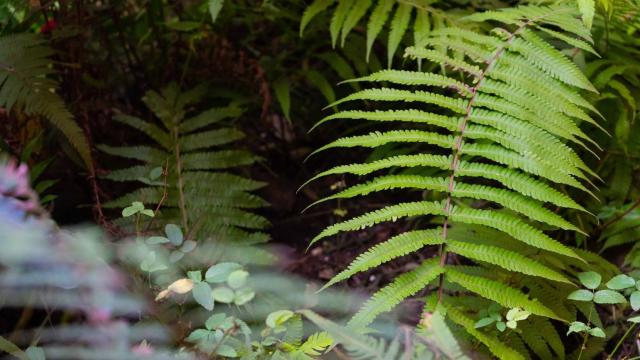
[102,85,268,242]
[0,34,91,168]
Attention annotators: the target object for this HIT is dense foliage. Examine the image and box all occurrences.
[0,0,639,359]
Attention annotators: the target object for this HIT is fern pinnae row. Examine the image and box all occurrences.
[447,241,572,284]
[297,153,452,192]
[320,229,444,291]
[309,109,460,133]
[309,200,445,247]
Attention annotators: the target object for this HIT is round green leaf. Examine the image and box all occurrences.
[474,317,495,329]
[165,224,184,245]
[628,315,640,323]
[212,287,234,303]
[578,271,602,290]
[122,205,138,217]
[149,167,163,180]
[234,287,255,306]
[216,344,238,357]
[567,289,594,302]
[205,313,227,330]
[606,274,636,290]
[266,310,294,328]
[25,346,45,360]
[205,262,242,283]
[567,321,589,335]
[594,289,627,304]
[188,270,202,282]
[180,240,197,253]
[193,282,214,311]
[146,236,170,245]
[227,270,249,289]
[588,327,605,338]
[496,321,506,332]
[140,209,155,217]
[631,291,640,310]
[169,250,185,263]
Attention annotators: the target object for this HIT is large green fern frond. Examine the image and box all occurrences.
[0,33,91,168]
[306,4,606,358]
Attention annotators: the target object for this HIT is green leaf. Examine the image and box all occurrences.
[631,291,640,311]
[628,316,640,323]
[593,290,627,304]
[567,289,594,302]
[273,78,291,122]
[140,209,154,217]
[300,0,336,36]
[387,3,412,68]
[186,329,211,342]
[588,327,605,338]
[205,262,242,283]
[216,344,237,358]
[506,308,530,322]
[474,317,496,328]
[234,287,255,306]
[578,271,602,290]
[193,282,214,311]
[180,240,197,253]
[165,224,184,245]
[227,270,249,289]
[212,287,234,303]
[169,250,184,263]
[208,0,224,24]
[577,0,595,29]
[567,321,589,335]
[206,314,226,330]
[122,201,144,217]
[266,310,294,328]
[25,346,45,360]
[146,236,170,245]
[606,274,636,290]
[188,270,202,282]
[496,321,506,332]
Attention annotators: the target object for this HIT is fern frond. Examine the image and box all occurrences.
[307,4,604,356]
[0,34,91,168]
[102,85,268,242]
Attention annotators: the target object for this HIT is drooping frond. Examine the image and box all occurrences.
[101,84,269,242]
[306,4,603,359]
[300,0,456,66]
[0,34,91,168]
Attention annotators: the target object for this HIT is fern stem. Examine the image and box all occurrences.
[173,126,189,235]
[435,18,534,305]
